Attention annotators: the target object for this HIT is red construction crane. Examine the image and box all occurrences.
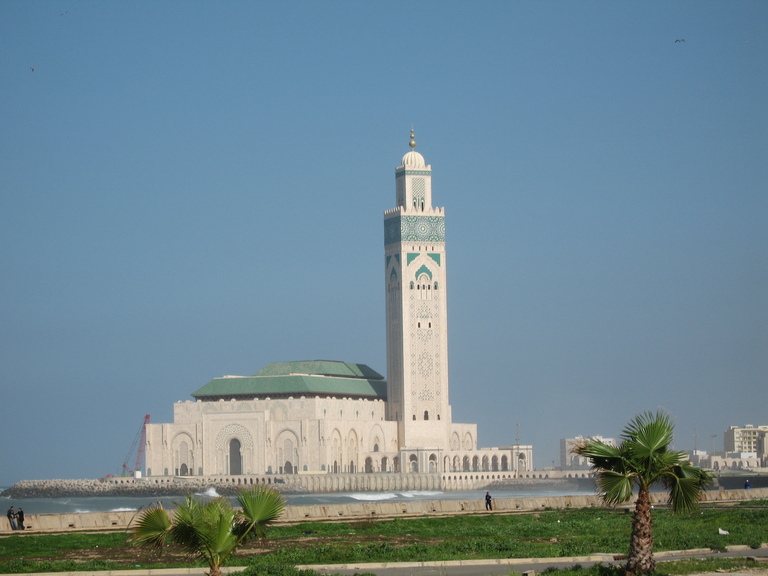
[122,414,150,476]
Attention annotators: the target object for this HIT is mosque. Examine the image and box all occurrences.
[143,132,534,482]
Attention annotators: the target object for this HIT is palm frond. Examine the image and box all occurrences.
[129,506,172,551]
[573,438,630,474]
[623,410,673,447]
[594,469,635,506]
[235,486,285,540]
[170,495,209,556]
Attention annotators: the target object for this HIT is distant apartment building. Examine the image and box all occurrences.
[724,425,768,466]
[560,436,616,469]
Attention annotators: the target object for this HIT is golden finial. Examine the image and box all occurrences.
[409,127,416,149]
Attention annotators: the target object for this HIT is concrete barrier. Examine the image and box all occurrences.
[3,487,765,534]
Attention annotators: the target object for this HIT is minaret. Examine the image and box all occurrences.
[384,130,451,472]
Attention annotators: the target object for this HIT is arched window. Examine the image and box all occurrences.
[229,439,242,475]
[424,410,429,420]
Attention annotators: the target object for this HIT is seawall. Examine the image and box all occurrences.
[2,487,766,534]
[3,471,761,500]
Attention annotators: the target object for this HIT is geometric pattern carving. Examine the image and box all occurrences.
[385,215,445,245]
[215,423,253,450]
[412,178,425,205]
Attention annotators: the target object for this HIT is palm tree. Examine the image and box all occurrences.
[129,485,285,576]
[574,410,713,576]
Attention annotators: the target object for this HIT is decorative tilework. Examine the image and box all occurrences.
[415,265,432,281]
[385,215,445,245]
[396,169,432,176]
[428,253,441,266]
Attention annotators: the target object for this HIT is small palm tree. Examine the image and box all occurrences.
[574,410,713,576]
[129,485,285,576]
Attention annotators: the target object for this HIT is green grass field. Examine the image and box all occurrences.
[0,506,765,574]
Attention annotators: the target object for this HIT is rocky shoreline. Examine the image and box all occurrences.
[1,477,304,499]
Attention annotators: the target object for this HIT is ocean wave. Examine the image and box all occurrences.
[348,492,397,501]
[195,487,221,498]
[398,491,444,498]
[111,507,138,512]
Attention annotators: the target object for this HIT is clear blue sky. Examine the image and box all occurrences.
[1,1,766,486]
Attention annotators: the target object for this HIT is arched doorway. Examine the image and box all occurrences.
[180,463,189,476]
[284,461,293,474]
[229,438,242,475]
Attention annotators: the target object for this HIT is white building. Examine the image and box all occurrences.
[144,132,533,480]
[724,425,768,455]
[560,436,616,470]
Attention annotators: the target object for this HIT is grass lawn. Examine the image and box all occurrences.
[0,506,765,574]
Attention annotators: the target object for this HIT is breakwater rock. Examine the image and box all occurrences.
[1,477,304,499]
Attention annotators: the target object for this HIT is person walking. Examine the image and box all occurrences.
[16,508,25,530]
[6,506,18,530]
[485,491,493,511]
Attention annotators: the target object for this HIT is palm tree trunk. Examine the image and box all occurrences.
[626,486,655,576]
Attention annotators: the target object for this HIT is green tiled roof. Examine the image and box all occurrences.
[253,360,383,380]
[191,360,387,401]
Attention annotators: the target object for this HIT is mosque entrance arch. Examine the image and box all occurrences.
[229,439,242,475]
[284,461,293,474]
[180,463,189,476]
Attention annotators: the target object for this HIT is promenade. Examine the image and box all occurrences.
[3,487,767,534]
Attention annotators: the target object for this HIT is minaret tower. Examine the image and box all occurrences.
[384,130,451,472]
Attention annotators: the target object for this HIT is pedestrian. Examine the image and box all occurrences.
[745,479,751,489]
[16,508,25,530]
[485,491,493,511]
[6,506,18,530]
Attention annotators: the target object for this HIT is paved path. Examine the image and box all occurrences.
[3,548,766,576]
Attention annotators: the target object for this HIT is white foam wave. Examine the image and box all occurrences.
[196,487,220,498]
[348,492,397,501]
[398,491,444,498]
[111,507,138,512]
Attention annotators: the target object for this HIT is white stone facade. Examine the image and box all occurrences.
[145,396,398,476]
[144,134,534,481]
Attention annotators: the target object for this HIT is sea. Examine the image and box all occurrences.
[4,474,758,516]
[0,486,596,516]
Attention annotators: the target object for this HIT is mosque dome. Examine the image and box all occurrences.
[401,150,425,168]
